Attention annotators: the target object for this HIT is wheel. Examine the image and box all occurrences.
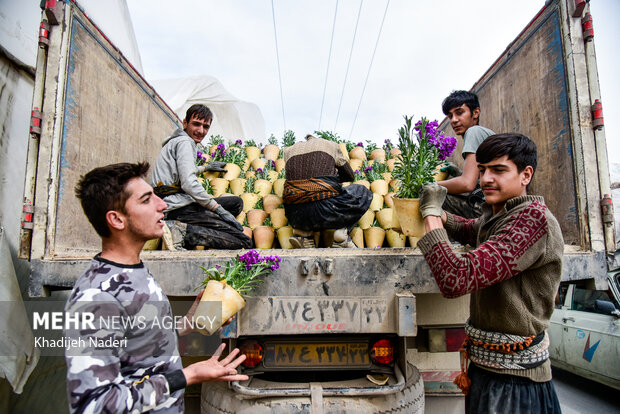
[201,363,424,414]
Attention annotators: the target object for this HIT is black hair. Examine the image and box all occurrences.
[441,90,480,116]
[476,133,538,175]
[75,162,150,237]
[185,104,213,123]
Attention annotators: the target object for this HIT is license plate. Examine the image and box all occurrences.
[263,342,370,368]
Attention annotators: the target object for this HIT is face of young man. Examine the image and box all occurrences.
[446,104,480,136]
[478,155,533,215]
[122,178,168,241]
[183,115,212,144]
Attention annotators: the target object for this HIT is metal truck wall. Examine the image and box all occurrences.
[441,2,579,245]
[36,3,179,258]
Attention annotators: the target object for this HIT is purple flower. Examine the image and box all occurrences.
[256,168,263,175]
[357,142,364,148]
[235,139,243,145]
[364,166,373,172]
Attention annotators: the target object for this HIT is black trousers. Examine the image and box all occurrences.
[165,196,252,250]
[466,363,562,414]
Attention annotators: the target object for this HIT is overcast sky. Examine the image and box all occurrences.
[127,0,619,161]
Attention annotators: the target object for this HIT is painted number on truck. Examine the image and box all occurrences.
[270,297,389,332]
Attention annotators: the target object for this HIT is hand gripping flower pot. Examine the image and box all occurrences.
[195,250,280,335]
[391,116,457,238]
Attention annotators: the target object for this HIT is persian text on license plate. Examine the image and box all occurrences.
[264,342,370,368]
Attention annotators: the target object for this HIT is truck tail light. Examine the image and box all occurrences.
[239,340,263,368]
[429,328,467,352]
[370,339,394,365]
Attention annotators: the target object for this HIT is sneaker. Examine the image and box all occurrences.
[332,236,357,248]
[289,235,316,249]
[162,220,187,250]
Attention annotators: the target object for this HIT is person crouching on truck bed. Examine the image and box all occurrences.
[417,134,563,413]
[151,104,251,250]
[437,90,496,218]
[282,134,372,248]
[65,162,248,414]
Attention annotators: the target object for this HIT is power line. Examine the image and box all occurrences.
[271,0,286,131]
[349,0,390,140]
[318,0,339,130]
[334,0,364,132]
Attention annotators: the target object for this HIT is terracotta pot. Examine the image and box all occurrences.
[390,179,401,192]
[386,158,397,172]
[270,208,288,229]
[357,210,375,230]
[370,179,389,196]
[253,225,275,249]
[384,192,395,208]
[242,225,253,240]
[367,160,375,166]
[203,171,220,180]
[229,178,247,195]
[339,143,350,160]
[434,167,448,182]
[350,227,364,248]
[267,170,279,183]
[263,144,280,160]
[369,148,386,163]
[241,192,260,212]
[223,163,242,180]
[390,148,402,158]
[236,211,246,224]
[369,193,384,212]
[254,179,273,197]
[273,178,286,197]
[364,227,385,248]
[349,146,367,160]
[251,158,267,171]
[195,280,245,335]
[381,172,393,182]
[353,179,370,190]
[263,194,283,214]
[408,236,420,248]
[209,178,230,197]
[245,146,261,162]
[242,158,251,172]
[247,209,268,230]
[349,158,364,172]
[209,144,219,154]
[275,158,286,172]
[386,229,406,247]
[393,197,425,237]
[376,208,395,229]
[142,238,160,250]
[277,226,294,249]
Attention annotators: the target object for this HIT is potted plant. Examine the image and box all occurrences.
[392,116,457,237]
[194,250,281,335]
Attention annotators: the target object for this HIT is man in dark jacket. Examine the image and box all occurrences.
[283,134,372,248]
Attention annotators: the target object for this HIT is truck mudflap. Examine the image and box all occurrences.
[201,363,424,414]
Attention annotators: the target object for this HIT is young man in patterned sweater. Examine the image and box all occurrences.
[64,162,248,413]
[417,133,563,413]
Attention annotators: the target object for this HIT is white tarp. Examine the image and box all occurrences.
[151,75,267,144]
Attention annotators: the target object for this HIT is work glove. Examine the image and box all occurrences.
[419,183,447,219]
[213,205,244,231]
[197,162,228,174]
[440,162,462,177]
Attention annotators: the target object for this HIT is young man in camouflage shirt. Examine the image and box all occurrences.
[64,162,248,413]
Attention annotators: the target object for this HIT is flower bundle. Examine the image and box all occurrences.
[392,116,457,199]
[197,250,281,296]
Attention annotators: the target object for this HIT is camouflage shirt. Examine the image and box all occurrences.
[64,256,184,413]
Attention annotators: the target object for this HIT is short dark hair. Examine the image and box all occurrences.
[75,162,150,237]
[185,104,213,123]
[476,133,538,175]
[442,90,480,116]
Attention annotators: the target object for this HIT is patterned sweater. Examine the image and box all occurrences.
[64,256,185,413]
[418,196,564,381]
[284,137,354,182]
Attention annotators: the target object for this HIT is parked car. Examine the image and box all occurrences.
[548,271,620,390]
